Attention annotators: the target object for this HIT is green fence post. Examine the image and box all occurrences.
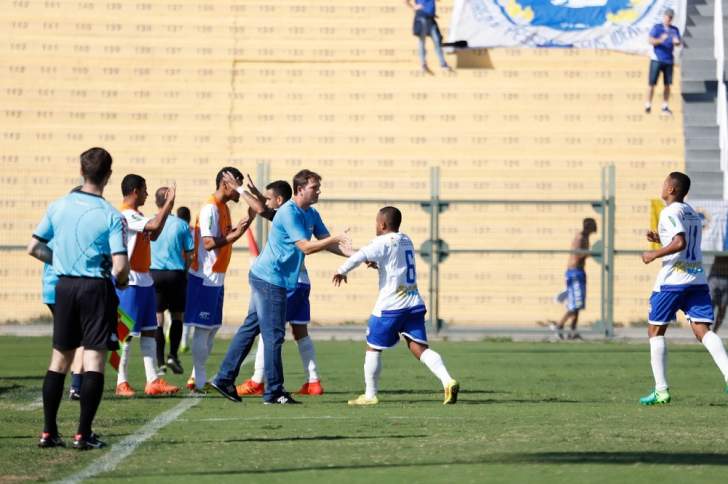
[429,166,441,333]
[605,164,616,338]
[255,161,270,248]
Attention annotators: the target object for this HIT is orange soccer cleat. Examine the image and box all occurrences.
[297,380,324,396]
[236,379,264,397]
[144,378,180,396]
[115,382,136,398]
[186,377,195,391]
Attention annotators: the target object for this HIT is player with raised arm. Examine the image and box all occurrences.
[184,167,255,393]
[639,172,728,405]
[114,175,180,397]
[333,206,459,405]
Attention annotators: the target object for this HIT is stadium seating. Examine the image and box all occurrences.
[0,0,684,326]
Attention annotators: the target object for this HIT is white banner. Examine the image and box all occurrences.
[448,0,686,56]
[690,200,728,252]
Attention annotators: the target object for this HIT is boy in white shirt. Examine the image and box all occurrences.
[639,172,728,404]
[333,206,459,405]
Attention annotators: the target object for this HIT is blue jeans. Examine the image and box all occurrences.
[214,272,287,401]
[418,24,447,68]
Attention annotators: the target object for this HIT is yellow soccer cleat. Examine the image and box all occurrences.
[347,394,379,406]
[443,380,459,405]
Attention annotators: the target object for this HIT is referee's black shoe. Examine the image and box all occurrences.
[38,432,65,448]
[166,356,184,375]
[72,432,106,450]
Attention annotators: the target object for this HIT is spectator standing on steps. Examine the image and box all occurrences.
[645,8,681,116]
[406,0,451,74]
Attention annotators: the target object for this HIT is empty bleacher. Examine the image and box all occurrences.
[0,0,683,326]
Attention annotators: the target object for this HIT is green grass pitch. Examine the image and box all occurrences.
[1,336,727,483]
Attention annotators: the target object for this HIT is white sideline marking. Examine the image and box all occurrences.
[181,415,472,422]
[56,355,254,483]
[56,397,201,484]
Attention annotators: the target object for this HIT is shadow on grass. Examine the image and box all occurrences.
[0,376,44,381]
[0,384,22,395]
[126,451,728,477]
[159,434,428,445]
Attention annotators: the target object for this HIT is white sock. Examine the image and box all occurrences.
[181,324,191,348]
[116,341,131,385]
[192,327,212,389]
[140,336,159,383]
[702,331,728,382]
[649,336,668,391]
[297,336,319,382]
[364,351,381,399]
[645,101,651,109]
[419,348,453,387]
[251,336,265,383]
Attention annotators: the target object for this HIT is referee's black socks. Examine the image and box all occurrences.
[155,327,165,367]
[169,319,183,359]
[42,370,65,435]
[77,371,104,438]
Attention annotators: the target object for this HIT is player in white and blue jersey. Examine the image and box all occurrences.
[28,147,129,450]
[334,207,459,405]
[639,172,728,405]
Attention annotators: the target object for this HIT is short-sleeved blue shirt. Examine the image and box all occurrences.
[416,0,436,16]
[42,240,58,304]
[33,191,126,279]
[251,200,329,289]
[150,215,194,271]
[649,24,681,64]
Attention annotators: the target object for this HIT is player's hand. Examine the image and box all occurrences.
[660,33,669,42]
[244,173,263,197]
[165,182,177,206]
[335,227,352,246]
[366,261,378,269]
[332,273,347,286]
[646,230,660,243]
[641,251,657,264]
[222,171,242,189]
[231,219,247,237]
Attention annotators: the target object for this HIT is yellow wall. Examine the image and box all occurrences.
[0,0,681,326]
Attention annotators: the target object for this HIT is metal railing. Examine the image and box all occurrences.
[251,162,617,336]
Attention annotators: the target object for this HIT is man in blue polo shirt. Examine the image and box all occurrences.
[28,147,129,450]
[211,169,351,404]
[645,8,681,115]
[150,186,194,375]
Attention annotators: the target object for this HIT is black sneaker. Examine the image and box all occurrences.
[38,432,65,448]
[210,380,242,403]
[264,393,301,405]
[69,388,81,401]
[660,106,673,116]
[644,104,651,114]
[72,432,106,450]
[166,356,184,375]
[157,365,167,375]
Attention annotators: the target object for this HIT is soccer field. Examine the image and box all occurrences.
[1,336,727,483]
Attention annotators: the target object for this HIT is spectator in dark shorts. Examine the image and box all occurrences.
[151,189,195,374]
[28,147,129,450]
[645,8,681,116]
[406,0,450,74]
[709,256,728,332]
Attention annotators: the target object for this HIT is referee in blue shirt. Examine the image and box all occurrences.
[645,8,681,115]
[28,147,129,450]
[150,186,194,374]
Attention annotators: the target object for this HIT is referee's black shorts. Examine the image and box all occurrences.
[150,270,187,313]
[53,276,118,351]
